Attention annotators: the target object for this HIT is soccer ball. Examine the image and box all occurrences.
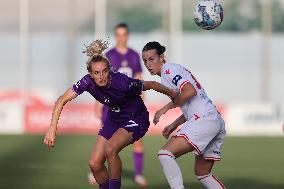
[193,0,224,30]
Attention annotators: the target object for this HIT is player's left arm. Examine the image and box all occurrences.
[153,83,196,124]
[162,65,198,110]
[143,81,178,99]
[167,82,196,108]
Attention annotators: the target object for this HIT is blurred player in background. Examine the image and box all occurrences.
[44,40,177,189]
[89,23,148,187]
[142,41,227,189]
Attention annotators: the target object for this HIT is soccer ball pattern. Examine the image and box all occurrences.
[193,0,224,30]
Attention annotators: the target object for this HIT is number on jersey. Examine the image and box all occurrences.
[172,75,182,86]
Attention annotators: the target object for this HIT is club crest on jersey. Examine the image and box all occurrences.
[172,75,182,86]
[165,69,170,74]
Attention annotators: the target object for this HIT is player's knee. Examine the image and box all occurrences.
[89,159,103,173]
[157,149,175,160]
[194,167,211,176]
[105,143,118,158]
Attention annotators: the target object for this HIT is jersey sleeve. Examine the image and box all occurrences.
[72,75,90,96]
[115,72,143,96]
[163,64,190,93]
[127,78,143,96]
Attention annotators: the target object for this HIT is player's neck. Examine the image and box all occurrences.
[116,45,128,54]
[157,64,163,77]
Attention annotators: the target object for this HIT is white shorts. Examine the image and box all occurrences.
[174,110,226,161]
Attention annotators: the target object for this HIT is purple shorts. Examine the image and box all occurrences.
[98,109,150,143]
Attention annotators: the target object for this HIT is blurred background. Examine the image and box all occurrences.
[0,0,283,189]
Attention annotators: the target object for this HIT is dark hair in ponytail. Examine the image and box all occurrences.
[142,41,166,55]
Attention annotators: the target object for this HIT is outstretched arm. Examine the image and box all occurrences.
[143,81,178,99]
[43,88,77,148]
[154,82,196,124]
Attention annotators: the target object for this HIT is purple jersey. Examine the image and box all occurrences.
[103,48,143,122]
[106,48,142,78]
[72,72,146,123]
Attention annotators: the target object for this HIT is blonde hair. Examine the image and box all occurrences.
[82,39,110,72]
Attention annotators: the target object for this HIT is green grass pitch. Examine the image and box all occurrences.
[0,135,283,189]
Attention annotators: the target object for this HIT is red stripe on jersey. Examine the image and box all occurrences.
[174,134,201,155]
[179,80,189,92]
[212,175,226,189]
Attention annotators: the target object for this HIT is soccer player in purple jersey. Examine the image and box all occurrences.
[43,40,177,189]
[90,23,149,187]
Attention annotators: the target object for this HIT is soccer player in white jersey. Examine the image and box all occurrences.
[142,41,226,189]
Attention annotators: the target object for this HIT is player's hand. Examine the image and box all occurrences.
[153,107,167,125]
[162,125,175,139]
[44,127,57,149]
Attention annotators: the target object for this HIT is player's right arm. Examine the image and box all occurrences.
[44,88,77,149]
[44,75,90,148]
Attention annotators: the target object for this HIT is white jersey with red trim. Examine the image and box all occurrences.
[161,62,216,120]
